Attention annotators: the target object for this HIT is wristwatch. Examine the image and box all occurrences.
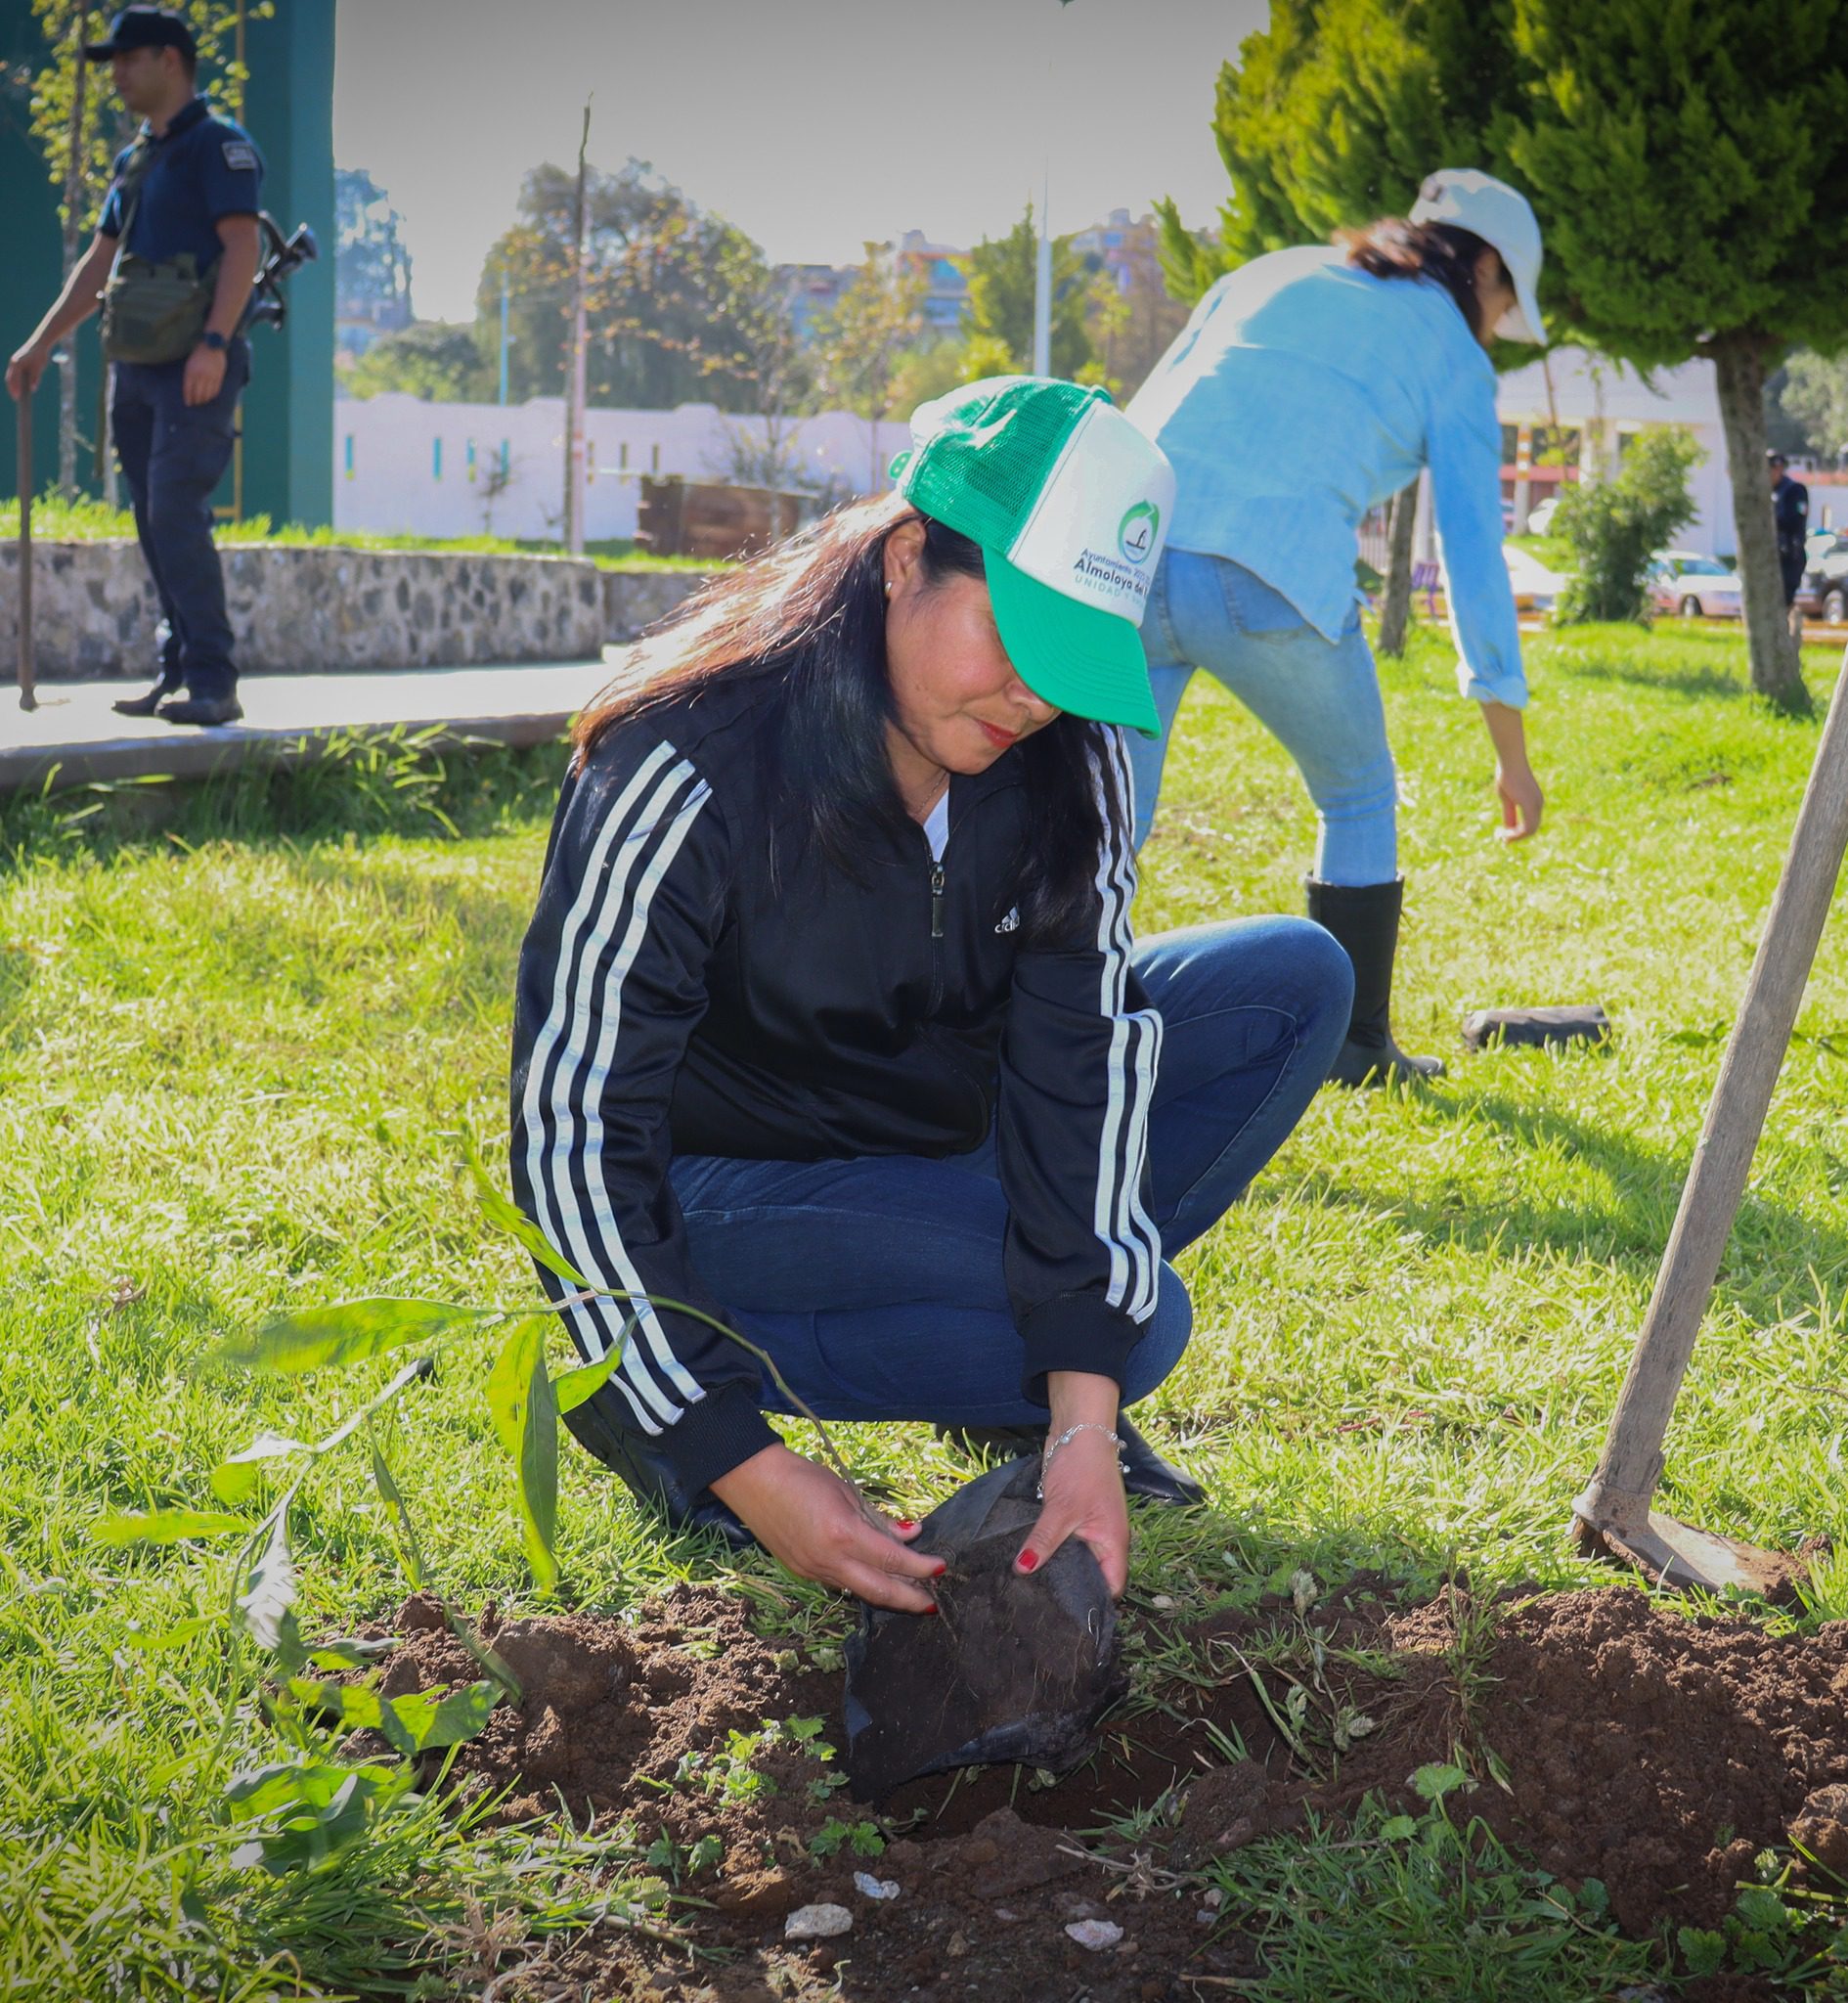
[201,331,228,352]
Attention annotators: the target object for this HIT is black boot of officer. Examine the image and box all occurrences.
[111,621,183,717]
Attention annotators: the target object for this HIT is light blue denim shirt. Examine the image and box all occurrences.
[1126,245,1526,708]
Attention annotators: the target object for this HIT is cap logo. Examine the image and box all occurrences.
[1118,500,1159,565]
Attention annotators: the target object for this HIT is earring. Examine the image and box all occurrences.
[884,579,893,595]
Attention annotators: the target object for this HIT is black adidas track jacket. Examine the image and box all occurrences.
[508,675,1162,1493]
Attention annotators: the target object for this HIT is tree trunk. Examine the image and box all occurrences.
[1711,332,1809,713]
[58,6,89,498]
[1376,477,1419,657]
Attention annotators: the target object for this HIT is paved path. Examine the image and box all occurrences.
[0,658,617,792]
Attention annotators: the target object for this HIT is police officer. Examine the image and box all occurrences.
[1769,451,1810,616]
[6,7,263,726]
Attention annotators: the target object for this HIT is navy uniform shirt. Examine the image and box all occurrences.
[99,96,263,271]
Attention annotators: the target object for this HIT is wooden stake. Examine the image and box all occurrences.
[1573,643,1848,1585]
[18,391,36,713]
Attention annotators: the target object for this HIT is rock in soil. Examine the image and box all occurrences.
[783,1903,853,1940]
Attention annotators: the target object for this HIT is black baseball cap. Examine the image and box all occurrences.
[84,7,198,63]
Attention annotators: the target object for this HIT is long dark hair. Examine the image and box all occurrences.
[573,492,1124,946]
[1340,218,1505,341]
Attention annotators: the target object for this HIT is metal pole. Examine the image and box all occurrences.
[563,102,591,555]
[1032,163,1051,378]
[18,390,37,712]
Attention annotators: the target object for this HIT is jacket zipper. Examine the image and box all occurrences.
[928,857,946,1011]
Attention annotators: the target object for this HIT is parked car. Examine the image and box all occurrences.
[1525,495,1561,535]
[1504,543,1566,613]
[1648,551,1742,619]
[1796,533,1848,625]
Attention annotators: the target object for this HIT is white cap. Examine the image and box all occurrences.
[1410,168,1546,344]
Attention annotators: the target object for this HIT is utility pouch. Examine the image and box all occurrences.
[99,137,215,366]
[101,251,213,365]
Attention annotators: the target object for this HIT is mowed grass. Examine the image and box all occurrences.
[2,619,1847,1997]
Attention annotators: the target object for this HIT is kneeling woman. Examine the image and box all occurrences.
[510,378,1352,1615]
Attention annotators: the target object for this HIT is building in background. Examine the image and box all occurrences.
[892,230,969,333]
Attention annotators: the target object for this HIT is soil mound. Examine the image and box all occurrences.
[342,1578,1848,2001]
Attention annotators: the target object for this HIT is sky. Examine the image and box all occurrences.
[331,0,1270,326]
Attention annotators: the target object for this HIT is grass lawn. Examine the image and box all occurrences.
[3,617,1847,1998]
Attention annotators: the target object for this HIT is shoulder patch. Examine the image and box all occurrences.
[222,140,258,172]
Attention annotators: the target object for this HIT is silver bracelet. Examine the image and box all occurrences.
[1036,1422,1125,1499]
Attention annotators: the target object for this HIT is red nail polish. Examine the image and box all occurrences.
[1018,1550,1039,1574]
[924,1603,939,1615]
[896,1519,917,1533]
[932,1560,948,1577]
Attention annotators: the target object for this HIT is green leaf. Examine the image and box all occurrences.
[210,1431,313,1504]
[552,1337,628,1414]
[1677,1926,1727,1979]
[487,1317,559,1595]
[93,1508,246,1546]
[467,1142,589,1287]
[368,1436,427,1590]
[286,1675,501,1756]
[237,1506,297,1655]
[123,1615,218,1650]
[1379,1814,1419,1842]
[204,1298,482,1376]
[306,1636,396,1669]
[1411,1761,1472,1805]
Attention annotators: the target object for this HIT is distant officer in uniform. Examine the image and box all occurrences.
[6,7,263,726]
[1769,451,1810,616]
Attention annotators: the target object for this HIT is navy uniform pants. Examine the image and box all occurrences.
[110,338,249,701]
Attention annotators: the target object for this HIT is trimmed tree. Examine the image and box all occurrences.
[1155,0,1521,652]
[1506,0,1848,710]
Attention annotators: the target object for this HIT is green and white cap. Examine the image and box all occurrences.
[889,375,1174,735]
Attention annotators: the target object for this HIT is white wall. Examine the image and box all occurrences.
[1497,349,1736,556]
[331,397,914,543]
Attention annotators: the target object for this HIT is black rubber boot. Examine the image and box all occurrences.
[934,1416,1207,1508]
[563,1400,756,1551]
[1304,876,1446,1087]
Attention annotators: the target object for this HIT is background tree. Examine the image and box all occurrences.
[1779,353,1848,467]
[810,245,928,488]
[15,2,269,492]
[963,203,1094,380]
[1506,0,1848,709]
[335,167,414,341]
[1155,0,1518,654]
[343,322,492,403]
[1552,426,1701,624]
[478,158,782,411]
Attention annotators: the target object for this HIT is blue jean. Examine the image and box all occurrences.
[667,915,1352,1427]
[111,340,249,701]
[1130,549,1399,885]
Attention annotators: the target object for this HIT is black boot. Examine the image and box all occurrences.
[934,1416,1207,1508]
[1305,876,1446,1087]
[563,1400,756,1551]
[112,676,182,718]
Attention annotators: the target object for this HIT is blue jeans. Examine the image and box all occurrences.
[1130,549,1399,885]
[111,340,249,701]
[667,916,1352,1427]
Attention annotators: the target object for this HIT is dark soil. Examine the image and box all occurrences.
[343,1578,1848,2001]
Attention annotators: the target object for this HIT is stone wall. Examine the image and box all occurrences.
[1,540,608,681]
[601,567,713,643]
